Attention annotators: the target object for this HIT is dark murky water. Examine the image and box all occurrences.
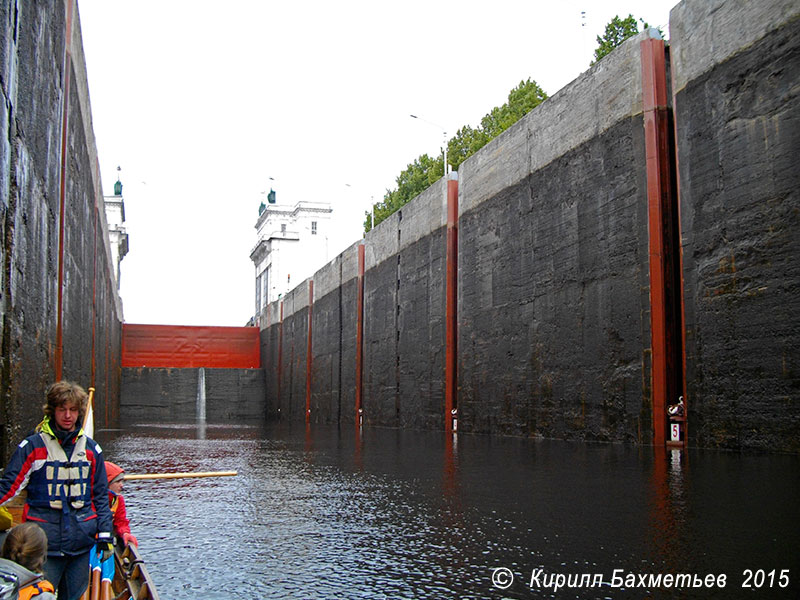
[96,424,799,599]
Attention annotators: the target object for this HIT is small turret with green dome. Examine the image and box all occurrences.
[114,165,123,196]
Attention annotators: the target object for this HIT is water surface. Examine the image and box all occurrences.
[97,424,799,599]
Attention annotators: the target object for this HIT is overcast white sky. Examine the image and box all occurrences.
[78,0,677,327]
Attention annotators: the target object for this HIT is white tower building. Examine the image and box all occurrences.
[250,188,332,322]
[103,176,129,290]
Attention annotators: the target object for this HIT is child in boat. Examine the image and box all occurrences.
[105,462,138,548]
[0,522,56,599]
[86,461,138,596]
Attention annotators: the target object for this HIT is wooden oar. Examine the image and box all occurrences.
[123,471,237,481]
[90,567,101,600]
[100,579,111,600]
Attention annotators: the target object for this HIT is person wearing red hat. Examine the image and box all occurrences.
[87,461,137,594]
[104,462,137,549]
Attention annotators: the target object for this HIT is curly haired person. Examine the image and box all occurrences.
[0,382,113,600]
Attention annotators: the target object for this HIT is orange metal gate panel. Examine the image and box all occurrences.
[122,324,260,368]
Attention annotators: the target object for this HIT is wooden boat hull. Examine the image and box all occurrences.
[112,541,161,600]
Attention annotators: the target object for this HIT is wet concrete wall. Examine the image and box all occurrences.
[259,0,799,452]
[120,367,265,425]
[263,181,450,431]
[458,46,656,443]
[0,0,123,463]
[364,182,448,430]
[118,326,264,426]
[262,34,660,442]
[670,0,800,451]
[260,245,363,426]
[280,283,309,422]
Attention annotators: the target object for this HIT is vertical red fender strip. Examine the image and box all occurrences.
[305,280,313,423]
[642,37,683,447]
[355,244,365,428]
[445,174,459,434]
[55,0,75,380]
[277,301,284,416]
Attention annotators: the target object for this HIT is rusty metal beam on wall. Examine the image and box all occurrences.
[55,0,76,381]
[641,37,685,447]
[669,44,690,449]
[277,301,284,417]
[305,280,313,424]
[355,243,365,428]
[445,173,458,435]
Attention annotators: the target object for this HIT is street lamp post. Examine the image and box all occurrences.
[410,114,448,175]
[346,183,377,234]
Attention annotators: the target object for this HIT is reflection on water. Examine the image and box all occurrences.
[196,368,206,440]
[97,424,799,599]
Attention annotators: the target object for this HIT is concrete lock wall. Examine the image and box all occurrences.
[670,0,800,451]
[0,0,123,463]
[364,180,448,430]
[120,367,265,425]
[259,0,799,452]
[261,31,666,442]
[118,325,264,425]
[261,181,449,431]
[261,242,363,425]
[458,33,657,442]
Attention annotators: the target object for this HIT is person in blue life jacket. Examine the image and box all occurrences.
[0,522,56,599]
[0,381,113,600]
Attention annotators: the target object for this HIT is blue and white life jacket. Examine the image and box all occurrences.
[37,432,90,510]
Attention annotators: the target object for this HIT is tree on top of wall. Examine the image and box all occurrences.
[592,14,657,64]
[365,78,547,233]
[367,154,443,232]
[448,78,547,172]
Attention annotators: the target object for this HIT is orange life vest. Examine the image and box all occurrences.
[19,578,55,599]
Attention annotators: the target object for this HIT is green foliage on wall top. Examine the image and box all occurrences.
[364,78,547,233]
